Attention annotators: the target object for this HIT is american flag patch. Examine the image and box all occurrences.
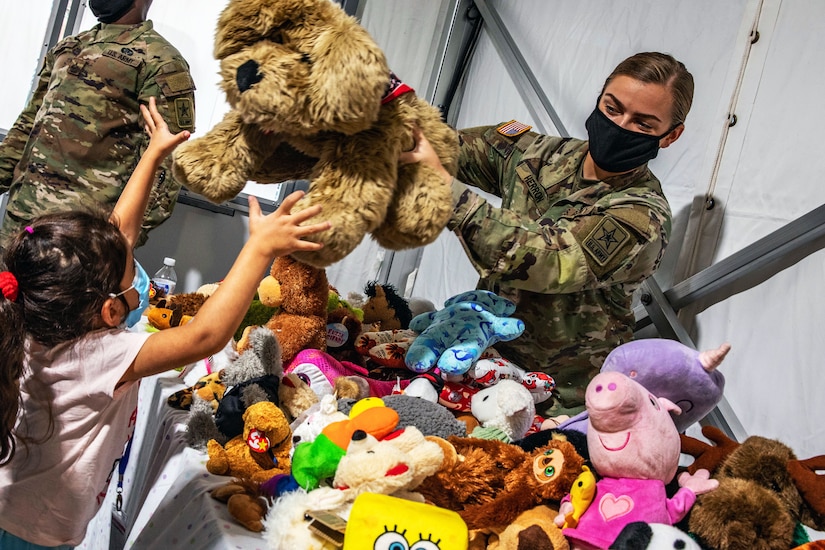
[496,119,532,137]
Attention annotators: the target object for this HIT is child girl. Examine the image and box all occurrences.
[0,97,330,548]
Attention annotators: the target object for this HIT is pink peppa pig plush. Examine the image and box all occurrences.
[558,339,729,435]
[554,371,718,550]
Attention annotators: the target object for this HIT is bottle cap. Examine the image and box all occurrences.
[163,257,176,267]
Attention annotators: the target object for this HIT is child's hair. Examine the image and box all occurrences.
[0,210,128,464]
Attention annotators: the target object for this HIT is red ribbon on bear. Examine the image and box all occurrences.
[0,271,19,302]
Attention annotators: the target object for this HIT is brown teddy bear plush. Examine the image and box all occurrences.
[469,504,570,550]
[682,426,825,550]
[210,478,272,533]
[206,400,292,483]
[247,255,328,365]
[325,296,366,367]
[418,436,585,531]
[171,0,459,268]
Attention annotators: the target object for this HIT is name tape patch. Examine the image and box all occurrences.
[103,48,141,68]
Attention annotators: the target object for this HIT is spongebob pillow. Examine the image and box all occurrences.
[344,493,468,550]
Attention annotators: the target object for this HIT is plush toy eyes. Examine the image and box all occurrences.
[648,395,660,410]
[545,465,556,477]
[297,372,311,386]
[410,539,441,550]
[374,530,409,550]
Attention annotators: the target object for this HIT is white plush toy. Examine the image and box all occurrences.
[456,356,556,404]
[610,521,702,549]
[264,488,344,550]
[289,393,348,452]
[470,379,536,442]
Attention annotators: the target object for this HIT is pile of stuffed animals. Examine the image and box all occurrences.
[147,0,825,547]
[157,248,825,549]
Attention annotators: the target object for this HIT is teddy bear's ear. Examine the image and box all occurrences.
[213,0,268,60]
[303,9,390,133]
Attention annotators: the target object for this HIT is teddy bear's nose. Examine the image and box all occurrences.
[236,59,263,92]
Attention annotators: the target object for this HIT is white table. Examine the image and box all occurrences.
[80,370,269,550]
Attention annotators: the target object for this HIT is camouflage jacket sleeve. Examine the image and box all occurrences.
[135,57,196,246]
[0,54,53,193]
[449,126,671,294]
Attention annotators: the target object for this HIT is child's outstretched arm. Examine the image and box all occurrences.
[112,96,190,248]
[120,191,331,383]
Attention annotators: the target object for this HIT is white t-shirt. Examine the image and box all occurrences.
[0,329,150,546]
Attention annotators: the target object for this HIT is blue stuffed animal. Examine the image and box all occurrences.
[404,290,525,376]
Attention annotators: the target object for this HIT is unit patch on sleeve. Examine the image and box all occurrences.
[496,119,532,137]
[583,215,629,266]
[173,97,194,129]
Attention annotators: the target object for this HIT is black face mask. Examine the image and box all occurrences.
[585,106,676,174]
[89,0,136,24]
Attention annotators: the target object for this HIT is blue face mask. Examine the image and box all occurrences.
[110,260,151,328]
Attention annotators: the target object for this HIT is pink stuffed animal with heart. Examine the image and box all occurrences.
[555,372,718,549]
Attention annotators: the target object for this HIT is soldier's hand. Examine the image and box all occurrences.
[400,126,452,186]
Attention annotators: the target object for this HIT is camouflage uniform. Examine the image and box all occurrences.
[450,125,672,416]
[0,20,196,248]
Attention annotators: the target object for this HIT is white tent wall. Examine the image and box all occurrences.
[686,0,825,461]
[2,0,823,513]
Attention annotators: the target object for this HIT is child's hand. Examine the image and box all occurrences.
[247,191,331,258]
[140,96,190,158]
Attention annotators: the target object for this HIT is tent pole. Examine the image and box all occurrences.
[638,277,748,442]
[472,0,569,137]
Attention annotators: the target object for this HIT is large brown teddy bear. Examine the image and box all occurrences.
[172,0,460,268]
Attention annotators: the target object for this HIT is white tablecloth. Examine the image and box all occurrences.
[79,370,269,550]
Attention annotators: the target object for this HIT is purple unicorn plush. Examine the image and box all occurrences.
[558,339,729,435]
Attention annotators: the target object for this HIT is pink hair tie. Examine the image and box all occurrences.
[0,271,19,302]
[24,226,34,234]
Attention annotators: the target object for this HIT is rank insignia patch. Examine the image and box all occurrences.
[583,216,629,266]
[496,119,532,137]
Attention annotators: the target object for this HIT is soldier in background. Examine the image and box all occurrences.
[401,52,693,417]
[0,0,195,250]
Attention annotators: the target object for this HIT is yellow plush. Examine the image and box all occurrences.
[345,493,468,550]
[171,0,459,268]
[206,400,292,483]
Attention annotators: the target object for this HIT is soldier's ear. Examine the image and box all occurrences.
[659,124,684,149]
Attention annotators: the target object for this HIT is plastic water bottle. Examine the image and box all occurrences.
[152,257,178,297]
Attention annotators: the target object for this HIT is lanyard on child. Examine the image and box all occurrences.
[115,436,133,512]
